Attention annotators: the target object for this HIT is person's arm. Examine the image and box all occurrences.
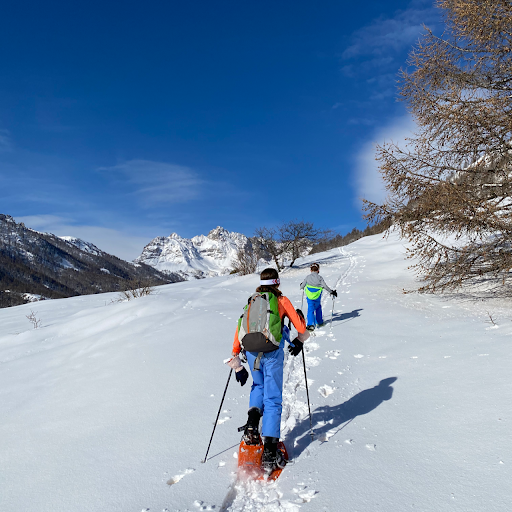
[227,335,248,386]
[232,327,241,355]
[319,275,333,294]
[299,278,306,290]
[279,296,310,342]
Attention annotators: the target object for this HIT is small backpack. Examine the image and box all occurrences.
[237,292,282,354]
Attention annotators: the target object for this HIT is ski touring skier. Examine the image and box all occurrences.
[226,267,310,475]
[300,263,337,331]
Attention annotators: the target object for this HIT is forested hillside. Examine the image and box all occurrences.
[0,214,183,308]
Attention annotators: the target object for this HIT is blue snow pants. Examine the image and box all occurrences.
[245,327,290,439]
[307,295,323,326]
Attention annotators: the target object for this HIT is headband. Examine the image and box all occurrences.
[260,278,280,285]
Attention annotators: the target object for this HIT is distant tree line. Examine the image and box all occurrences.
[309,218,391,255]
[232,218,390,275]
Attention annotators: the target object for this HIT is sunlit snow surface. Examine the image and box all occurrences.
[1,232,512,511]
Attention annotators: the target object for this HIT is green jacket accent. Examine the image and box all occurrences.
[304,285,322,300]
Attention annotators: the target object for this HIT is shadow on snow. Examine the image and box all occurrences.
[285,377,397,459]
[328,308,363,325]
[284,251,350,271]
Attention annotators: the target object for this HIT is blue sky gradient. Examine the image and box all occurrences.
[0,0,441,259]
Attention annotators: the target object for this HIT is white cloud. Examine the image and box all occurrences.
[15,214,150,261]
[99,159,203,206]
[354,114,417,206]
[342,2,439,61]
[332,1,441,111]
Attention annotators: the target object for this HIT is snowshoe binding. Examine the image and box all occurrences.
[262,437,287,475]
[242,407,262,445]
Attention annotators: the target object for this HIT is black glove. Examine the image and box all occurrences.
[331,290,337,298]
[235,367,249,386]
[288,338,303,357]
[295,308,305,321]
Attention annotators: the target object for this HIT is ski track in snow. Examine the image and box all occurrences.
[220,247,356,511]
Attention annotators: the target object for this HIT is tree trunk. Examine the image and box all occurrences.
[273,254,282,271]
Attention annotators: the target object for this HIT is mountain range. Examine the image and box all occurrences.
[0,214,183,308]
[135,226,252,279]
[0,214,390,309]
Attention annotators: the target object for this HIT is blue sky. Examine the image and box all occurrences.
[0,0,440,259]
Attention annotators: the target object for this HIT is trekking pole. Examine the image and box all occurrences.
[202,368,233,463]
[301,290,304,311]
[301,350,314,440]
[330,296,335,329]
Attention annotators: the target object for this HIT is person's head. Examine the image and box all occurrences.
[256,267,282,296]
[310,263,320,273]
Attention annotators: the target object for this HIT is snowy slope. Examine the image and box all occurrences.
[1,232,512,511]
[135,226,251,279]
[59,235,103,256]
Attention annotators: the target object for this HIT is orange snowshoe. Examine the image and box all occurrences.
[238,437,288,482]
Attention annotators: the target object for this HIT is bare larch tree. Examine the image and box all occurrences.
[255,221,325,269]
[232,247,259,275]
[254,226,284,271]
[364,0,512,292]
[279,220,325,267]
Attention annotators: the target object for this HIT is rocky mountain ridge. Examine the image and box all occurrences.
[0,214,183,308]
[135,226,252,278]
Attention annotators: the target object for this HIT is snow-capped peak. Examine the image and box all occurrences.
[136,227,252,279]
[59,236,103,256]
[207,226,230,240]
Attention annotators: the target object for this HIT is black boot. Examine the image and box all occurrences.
[262,437,286,473]
[243,407,262,445]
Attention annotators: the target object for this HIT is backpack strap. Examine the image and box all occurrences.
[253,351,264,371]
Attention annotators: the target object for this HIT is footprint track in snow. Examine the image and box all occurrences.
[318,384,335,397]
[167,468,195,486]
[294,486,319,503]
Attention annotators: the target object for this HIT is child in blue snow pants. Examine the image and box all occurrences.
[306,296,323,327]
[228,268,310,472]
[300,263,337,328]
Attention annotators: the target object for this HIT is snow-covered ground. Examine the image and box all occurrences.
[1,232,511,511]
